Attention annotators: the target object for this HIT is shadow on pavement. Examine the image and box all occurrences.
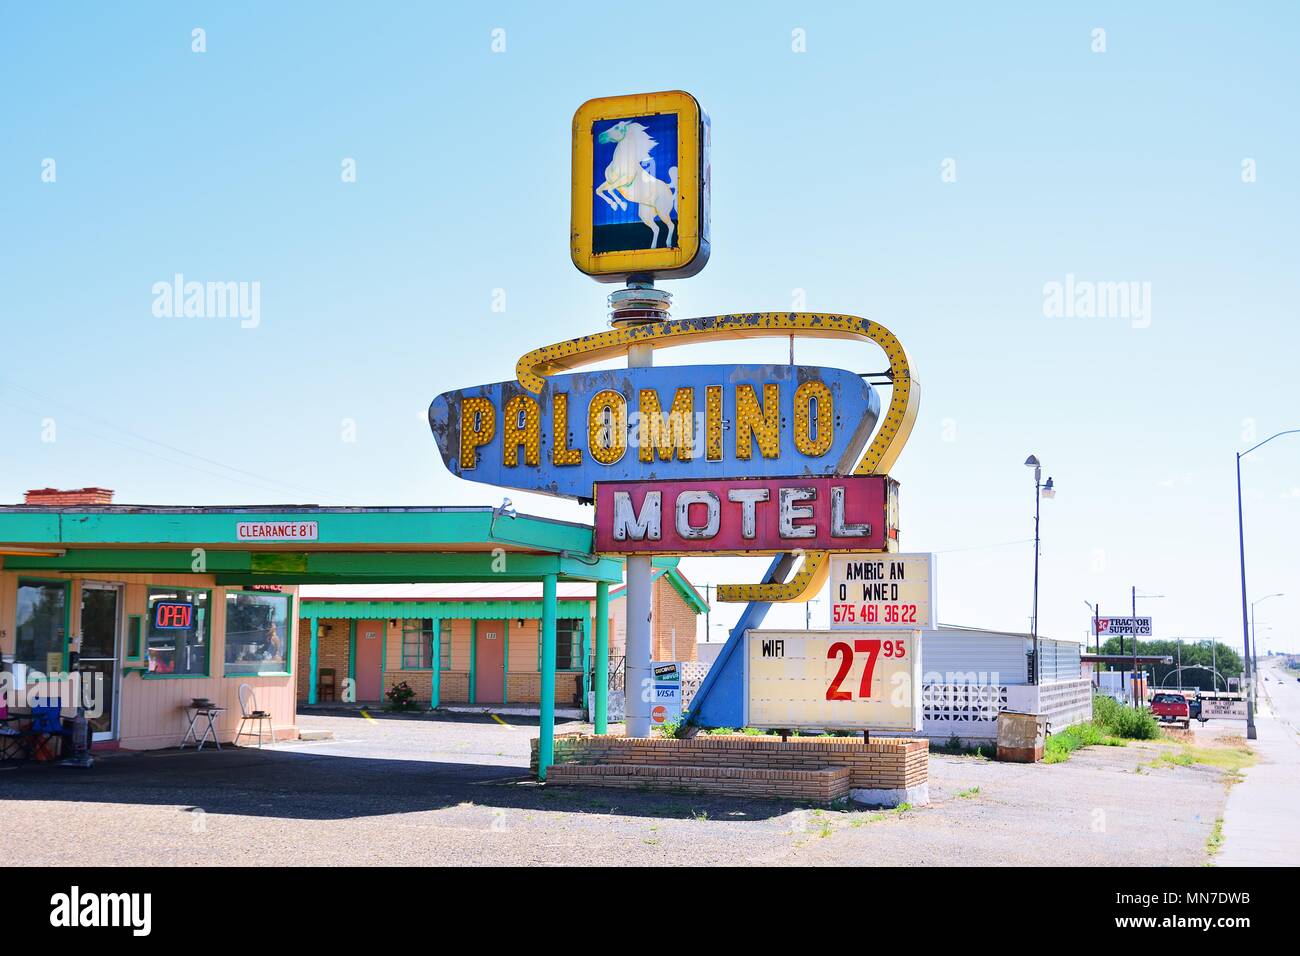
[0,742,797,824]
[296,706,546,727]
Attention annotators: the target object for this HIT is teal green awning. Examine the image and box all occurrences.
[299,599,594,621]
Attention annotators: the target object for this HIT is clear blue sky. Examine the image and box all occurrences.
[2,3,1297,653]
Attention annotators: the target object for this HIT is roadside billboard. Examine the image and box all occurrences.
[1094,617,1153,638]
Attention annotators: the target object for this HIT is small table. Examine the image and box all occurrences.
[181,705,226,751]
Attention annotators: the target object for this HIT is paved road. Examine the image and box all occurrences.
[1218,657,1300,866]
[0,711,1227,866]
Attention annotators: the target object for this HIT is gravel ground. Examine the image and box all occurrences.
[0,711,1228,866]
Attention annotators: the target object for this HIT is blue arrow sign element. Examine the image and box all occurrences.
[430,364,880,501]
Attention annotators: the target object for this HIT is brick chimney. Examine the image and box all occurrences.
[23,487,115,506]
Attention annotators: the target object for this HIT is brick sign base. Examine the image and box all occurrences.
[531,732,930,808]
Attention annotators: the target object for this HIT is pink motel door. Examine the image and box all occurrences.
[475,621,505,704]
[355,620,384,702]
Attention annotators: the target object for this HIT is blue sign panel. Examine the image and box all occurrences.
[592,113,679,254]
[429,364,880,501]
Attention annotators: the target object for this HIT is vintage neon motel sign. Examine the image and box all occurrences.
[507,313,919,603]
[594,476,898,556]
[430,364,879,500]
[571,90,710,282]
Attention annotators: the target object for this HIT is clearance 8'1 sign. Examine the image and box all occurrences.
[745,629,922,731]
[829,552,935,629]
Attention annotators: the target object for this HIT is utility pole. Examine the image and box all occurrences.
[1132,585,1138,705]
[703,583,711,643]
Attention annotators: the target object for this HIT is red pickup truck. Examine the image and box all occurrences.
[1150,692,1191,729]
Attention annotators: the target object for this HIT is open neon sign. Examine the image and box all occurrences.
[153,602,194,630]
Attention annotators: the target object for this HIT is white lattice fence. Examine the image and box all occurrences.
[1037,678,1092,729]
[680,660,711,709]
[921,683,1009,740]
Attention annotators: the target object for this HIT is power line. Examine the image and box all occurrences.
[934,537,1035,555]
[3,381,352,502]
[1,393,355,504]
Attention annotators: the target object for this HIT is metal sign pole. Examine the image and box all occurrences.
[1093,602,1100,688]
[614,282,668,737]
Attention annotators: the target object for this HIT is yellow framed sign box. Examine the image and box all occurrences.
[571,90,711,282]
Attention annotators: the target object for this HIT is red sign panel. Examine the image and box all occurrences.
[594,476,896,555]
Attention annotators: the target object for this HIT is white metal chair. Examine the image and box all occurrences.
[235,684,274,748]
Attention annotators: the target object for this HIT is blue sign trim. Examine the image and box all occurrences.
[430,364,880,500]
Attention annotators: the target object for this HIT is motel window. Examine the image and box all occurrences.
[225,591,291,676]
[402,620,452,670]
[538,619,584,672]
[15,580,68,675]
[145,588,210,676]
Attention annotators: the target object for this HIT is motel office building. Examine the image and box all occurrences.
[0,490,653,750]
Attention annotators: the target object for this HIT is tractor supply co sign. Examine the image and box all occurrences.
[745,629,922,732]
[829,552,934,630]
[1094,616,1153,638]
[236,521,318,542]
[595,475,896,556]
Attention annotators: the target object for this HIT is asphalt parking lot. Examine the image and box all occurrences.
[0,712,1230,866]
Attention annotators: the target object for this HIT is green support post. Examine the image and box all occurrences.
[431,620,442,709]
[468,620,477,704]
[308,615,320,705]
[580,619,591,721]
[594,581,610,734]
[538,573,558,781]
[347,620,357,701]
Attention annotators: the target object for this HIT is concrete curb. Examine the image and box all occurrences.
[850,783,930,808]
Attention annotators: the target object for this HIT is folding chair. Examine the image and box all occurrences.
[26,703,70,761]
[0,704,24,761]
[234,684,274,748]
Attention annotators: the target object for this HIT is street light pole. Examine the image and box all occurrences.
[1130,589,1164,707]
[1250,593,1283,696]
[1235,428,1300,741]
[1025,456,1054,684]
[1236,451,1256,738]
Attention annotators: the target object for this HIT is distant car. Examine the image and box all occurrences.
[1151,692,1191,729]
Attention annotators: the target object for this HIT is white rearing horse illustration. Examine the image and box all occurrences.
[595,120,678,249]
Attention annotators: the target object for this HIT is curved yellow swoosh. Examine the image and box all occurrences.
[515,312,918,603]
